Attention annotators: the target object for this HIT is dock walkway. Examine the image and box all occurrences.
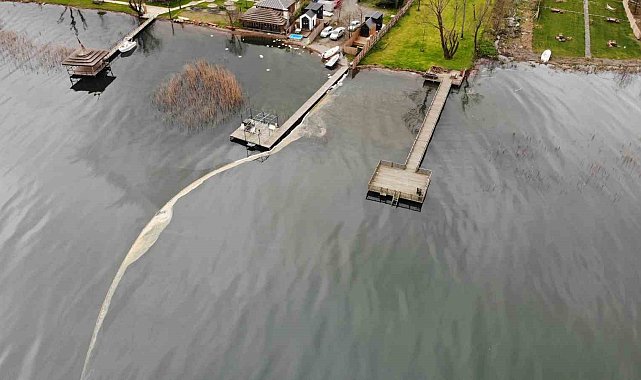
[405,77,452,170]
[106,15,156,60]
[367,73,458,207]
[230,66,348,150]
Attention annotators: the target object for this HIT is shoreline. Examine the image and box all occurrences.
[5,0,640,73]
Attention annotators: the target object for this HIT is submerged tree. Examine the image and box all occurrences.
[425,0,461,59]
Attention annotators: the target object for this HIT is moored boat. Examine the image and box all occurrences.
[118,38,136,53]
[322,46,340,60]
[541,49,551,63]
[325,54,340,68]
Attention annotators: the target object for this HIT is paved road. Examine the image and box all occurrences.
[583,0,591,57]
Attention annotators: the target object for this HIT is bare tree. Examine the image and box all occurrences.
[224,1,239,29]
[425,0,460,59]
[472,0,491,55]
[128,0,145,17]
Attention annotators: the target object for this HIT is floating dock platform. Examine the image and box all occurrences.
[367,71,462,207]
[230,66,349,150]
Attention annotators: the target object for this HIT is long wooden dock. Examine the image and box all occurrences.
[367,73,458,207]
[405,77,452,170]
[230,66,349,150]
[106,15,156,60]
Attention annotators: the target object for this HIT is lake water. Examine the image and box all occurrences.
[2,3,641,379]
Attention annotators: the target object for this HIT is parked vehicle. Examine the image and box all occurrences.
[323,10,334,17]
[320,26,334,38]
[329,27,345,40]
[348,20,361,31]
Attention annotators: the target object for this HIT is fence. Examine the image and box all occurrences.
[350,0,415,71]
[623,0,641,40]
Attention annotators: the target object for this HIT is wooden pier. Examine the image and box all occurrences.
[106,15,157,60]
[367,74,457,207]
[230,66,349,150]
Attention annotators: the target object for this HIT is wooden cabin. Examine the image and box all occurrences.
[240,0,296,33]
[360,18,377,37]
[299,9,317,30]
[365,11,383,30]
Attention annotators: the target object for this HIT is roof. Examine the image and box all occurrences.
[301,9,316,18]
[62,48,109,67]
[255,0,295,10]
[363,18,376,28]
[366,11,384,19]
[305,2,323,11]
[241,7,287,25]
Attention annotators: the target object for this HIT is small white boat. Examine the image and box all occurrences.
[118,38,136,53]
[325,54,340,68]
[321,46,340,60]
[541,49,551,63]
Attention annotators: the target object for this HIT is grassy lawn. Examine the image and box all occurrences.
[588,0,641,58]
[147,0,193,8]
[171,9,229,23]
[163,0,253,24]
[533,0,641,58]
[533,5,585,56]
[39,0,136,14]
[361,2,481,71]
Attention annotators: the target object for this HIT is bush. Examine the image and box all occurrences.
[153,60,244,128]
[476,38,498,58]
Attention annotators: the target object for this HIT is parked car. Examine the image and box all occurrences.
[320,26,334,38]
[348,20,361,31]
[329,27,345,40]
[323,10,334,17]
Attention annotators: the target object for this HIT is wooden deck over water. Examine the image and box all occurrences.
[230,66,349,150]
[367,75,455,207]
[106,16,156,60]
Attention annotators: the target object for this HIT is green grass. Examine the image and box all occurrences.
[361,2,481,71]
[147,0,193,8]
[533,0,641,58]
[170,9,228,23]
[163,0,253,24]
[588,0,641,58]
[40,0,136,14]
[533,7,585,57]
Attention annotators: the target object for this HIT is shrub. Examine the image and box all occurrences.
[153,60,244,128]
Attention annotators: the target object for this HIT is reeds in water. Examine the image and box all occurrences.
[153,60,245,129]
[0,29,74,71]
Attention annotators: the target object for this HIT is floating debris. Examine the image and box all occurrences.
[266,68,270,71]
[259,54,263,58]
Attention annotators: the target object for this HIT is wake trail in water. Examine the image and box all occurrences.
[79,119,320,379]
